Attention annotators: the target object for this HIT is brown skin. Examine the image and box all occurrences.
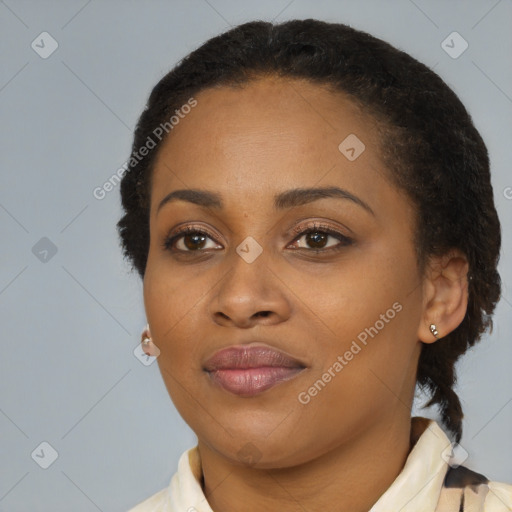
[142,76,469,512]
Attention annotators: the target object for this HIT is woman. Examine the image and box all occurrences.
[118,19,511,512]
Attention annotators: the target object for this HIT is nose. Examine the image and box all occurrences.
[209,252,292,328]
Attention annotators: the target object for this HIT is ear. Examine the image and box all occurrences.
[417,249,469,344]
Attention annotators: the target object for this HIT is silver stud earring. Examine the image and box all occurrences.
[429,324,439,339]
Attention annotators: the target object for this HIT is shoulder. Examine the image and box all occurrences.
[126,446,201,511]
[485,480,512,511]
[440,464,512,511]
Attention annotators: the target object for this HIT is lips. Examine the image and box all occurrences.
[203,344,306,396]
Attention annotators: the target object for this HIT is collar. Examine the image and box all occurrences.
[167,417,452,512]
[369,417,451,511]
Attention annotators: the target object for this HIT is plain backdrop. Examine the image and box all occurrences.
[0,1,511,510]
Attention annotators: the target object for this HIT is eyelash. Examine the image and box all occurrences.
[161,222,353,255]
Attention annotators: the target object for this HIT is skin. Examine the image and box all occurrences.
[142,75,469,512]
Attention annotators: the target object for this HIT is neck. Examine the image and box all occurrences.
[198,411,417,512]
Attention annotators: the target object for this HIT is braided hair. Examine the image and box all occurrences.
[117,19,501,443]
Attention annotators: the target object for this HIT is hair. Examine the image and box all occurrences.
[117,19,501,443]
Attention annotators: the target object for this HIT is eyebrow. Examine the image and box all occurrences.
[156,186,375,216]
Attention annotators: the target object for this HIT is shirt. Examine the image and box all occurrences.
[127,416,512,511]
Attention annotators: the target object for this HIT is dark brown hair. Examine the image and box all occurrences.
[117,19,501,443]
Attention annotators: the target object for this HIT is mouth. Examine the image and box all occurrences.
[203,344,307,397]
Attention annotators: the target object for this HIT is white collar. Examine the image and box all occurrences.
[165,417,452,512]
[369,417,451,511]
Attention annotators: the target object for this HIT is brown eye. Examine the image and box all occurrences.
[288,223,353,253]
[290,231,344,250]
[181,232,208,250]
[162,227,222,252]
[304,231,329,249]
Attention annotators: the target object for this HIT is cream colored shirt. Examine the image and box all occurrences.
[127,417,512,511]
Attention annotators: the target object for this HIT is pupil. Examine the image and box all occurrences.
[307,232,326,248]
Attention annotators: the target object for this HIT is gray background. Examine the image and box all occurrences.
[0,0,511,510]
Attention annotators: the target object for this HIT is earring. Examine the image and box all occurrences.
[141,323,160,357]
[429,324,439,339]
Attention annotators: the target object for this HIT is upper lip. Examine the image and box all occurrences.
[203,343,306,371]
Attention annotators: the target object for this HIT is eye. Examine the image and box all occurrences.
[287,222,353,253]
[162,222,353,255]
[162,225,222,252]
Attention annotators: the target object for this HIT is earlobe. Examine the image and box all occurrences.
[141,323,161,357]
[417,250,469,344]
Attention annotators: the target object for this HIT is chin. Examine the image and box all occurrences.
[199,428,318,469]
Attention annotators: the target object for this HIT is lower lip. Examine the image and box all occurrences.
[206,367,304,396]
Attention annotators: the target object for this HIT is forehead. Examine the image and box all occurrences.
[150,76,387,214]
[167,75,370,145]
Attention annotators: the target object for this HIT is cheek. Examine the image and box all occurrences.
[297,244,419,341]
[299,244,422,393]
[143,260,204,366]
[144,268,206,415]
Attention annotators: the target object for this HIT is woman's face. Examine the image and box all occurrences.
[143,76,426,468]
